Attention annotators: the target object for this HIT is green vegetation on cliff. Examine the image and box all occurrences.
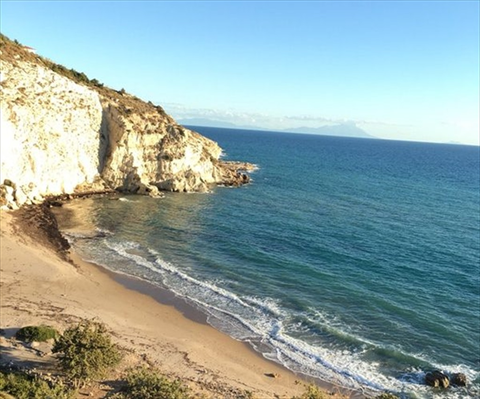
[0,370,74,399]
[112,368,190,399]
[0,33,170,119]
[15,325,59,342]
[52,320,122,386]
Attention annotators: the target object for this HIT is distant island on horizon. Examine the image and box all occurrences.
[178,118,376,139]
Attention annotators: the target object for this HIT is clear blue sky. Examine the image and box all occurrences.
[1,0,479,144]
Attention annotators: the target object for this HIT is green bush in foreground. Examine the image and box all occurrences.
[115,367,190,399]
[375,394,400,399]
[0,371,73,399]
[52,320,122,386]
[15,325,59,342]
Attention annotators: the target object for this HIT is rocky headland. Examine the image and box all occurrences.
[0,34,254,209]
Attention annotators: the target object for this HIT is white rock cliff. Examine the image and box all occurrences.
[0,37,252,209]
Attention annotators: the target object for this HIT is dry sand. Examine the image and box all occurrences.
[0,208,357,398]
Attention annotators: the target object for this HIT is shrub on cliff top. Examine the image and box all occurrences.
[52,320,122,386]
[0,371,74,399]
[15,325,59,342]
[114,367,190,399]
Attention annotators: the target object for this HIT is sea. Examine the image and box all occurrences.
[53,127,480,399]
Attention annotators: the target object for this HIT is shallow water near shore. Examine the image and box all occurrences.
[54,128,480,398]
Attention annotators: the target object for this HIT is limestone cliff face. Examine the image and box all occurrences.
[0,37,251,209]
[99,94,226,194]
[0,58,107,207]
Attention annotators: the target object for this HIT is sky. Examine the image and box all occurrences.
[1,0,479,145]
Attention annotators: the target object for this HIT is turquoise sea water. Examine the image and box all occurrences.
[55,128,480,398]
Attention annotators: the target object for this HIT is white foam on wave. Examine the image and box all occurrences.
[104,241,163,275]
[100,241,380,390]
[302,310,480,397]
[104,241,289,336]
[89,238,480,399]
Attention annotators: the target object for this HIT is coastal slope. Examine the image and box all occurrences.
[0,35,252,209]
[0,210,313,399]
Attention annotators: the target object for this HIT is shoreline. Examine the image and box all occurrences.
[0,207,359,398]
[78,252,362,398]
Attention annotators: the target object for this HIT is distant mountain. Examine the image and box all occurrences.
[284,124,375,139]
[179,118,375,139]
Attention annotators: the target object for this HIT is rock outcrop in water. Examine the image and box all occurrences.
[0,35,254,209]
[450,372,467,387]
[425,370,450,388]
[423,370,469,393]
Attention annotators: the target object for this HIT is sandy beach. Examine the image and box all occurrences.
[0,207,355,399]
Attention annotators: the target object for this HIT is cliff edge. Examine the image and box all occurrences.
[0,35,253,209]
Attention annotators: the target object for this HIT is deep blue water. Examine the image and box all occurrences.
[56,127,480,398]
